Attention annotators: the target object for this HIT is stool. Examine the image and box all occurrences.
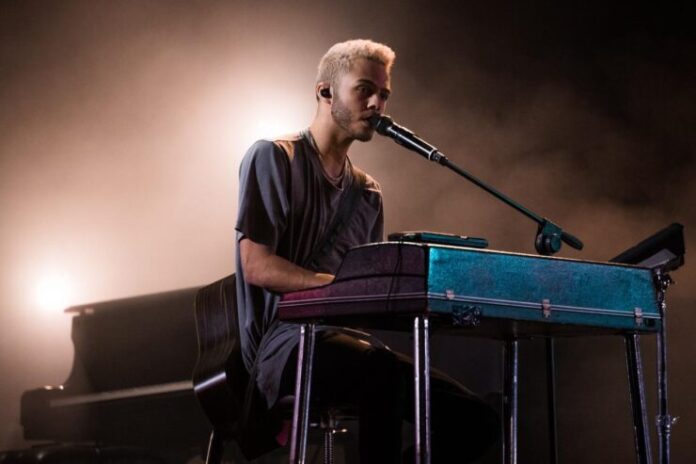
[280,396,355,464]
[204,399,355,464]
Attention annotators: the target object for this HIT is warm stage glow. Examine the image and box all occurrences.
[34,272,73,312]
[253,118,297,141]
[234,100,307,151]
[203,83,311,158]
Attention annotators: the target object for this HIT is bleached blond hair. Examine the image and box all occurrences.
[316,39,396,86]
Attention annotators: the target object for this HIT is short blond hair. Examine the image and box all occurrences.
[316,39,396,86]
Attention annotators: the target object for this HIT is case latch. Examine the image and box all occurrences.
[542,299,552,318]
[634,307,643,326]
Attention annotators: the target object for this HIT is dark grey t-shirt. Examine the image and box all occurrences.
[235,131,383,407]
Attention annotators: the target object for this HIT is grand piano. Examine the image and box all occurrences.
[17,287,212,462]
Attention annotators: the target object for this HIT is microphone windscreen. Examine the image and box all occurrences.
[368,114,393,134]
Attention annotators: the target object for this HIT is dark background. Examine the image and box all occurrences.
[1,1,694,462]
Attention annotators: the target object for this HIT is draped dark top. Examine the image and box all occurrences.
[234,130,384,407]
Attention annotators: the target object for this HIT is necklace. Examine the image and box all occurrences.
[306,129,347,184]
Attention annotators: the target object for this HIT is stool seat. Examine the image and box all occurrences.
[274,394,356,422]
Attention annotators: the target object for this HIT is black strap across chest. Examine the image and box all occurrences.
[305,167,367,270]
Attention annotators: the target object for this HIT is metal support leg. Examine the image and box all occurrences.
[625,334,653,464]
[655,271,676,464]
[290,323,316,464]
[502,340,519,464]
[546,338,559,464]
[204,429,224,464]
[655,327,675,464]
[323,430,334,464]
[323,413,335,464]
[413,315,431,464]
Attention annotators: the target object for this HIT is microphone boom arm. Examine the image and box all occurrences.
[371,115,583,255]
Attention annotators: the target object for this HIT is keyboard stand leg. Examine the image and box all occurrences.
[625,333,653,464]
[546,338,559,464]
[290,323,316,464]
[413,315,431,464]
[502,339,519,464]
[655,270,676,464]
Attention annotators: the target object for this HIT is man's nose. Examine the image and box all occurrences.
[367,94,386,112]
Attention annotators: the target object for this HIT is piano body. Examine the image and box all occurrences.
[279,241,670,464]
[19,287,212,461]
[280,241,661,336]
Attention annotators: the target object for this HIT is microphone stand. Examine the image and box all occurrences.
[375,116,584,464]
[373,118,584,255]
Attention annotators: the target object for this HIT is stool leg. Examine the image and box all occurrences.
[323,413,335,464]
[290,323,317,464]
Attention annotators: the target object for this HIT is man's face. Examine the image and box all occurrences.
[330,58,391,142]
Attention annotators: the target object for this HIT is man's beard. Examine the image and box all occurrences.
[331,95,373,142]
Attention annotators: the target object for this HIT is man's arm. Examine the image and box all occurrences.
[239,237,335,293]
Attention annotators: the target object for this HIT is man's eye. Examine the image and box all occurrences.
[380,91,390,101]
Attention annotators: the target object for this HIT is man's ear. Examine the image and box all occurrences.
[316,82,332,100]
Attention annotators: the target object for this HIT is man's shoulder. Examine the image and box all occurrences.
[247,132,301,151]
[351,164,381,194]
[243,132,303,166]
[270,132,304,144]
[269,132,305,162]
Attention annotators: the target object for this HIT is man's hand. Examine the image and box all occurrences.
[239,238,335,293]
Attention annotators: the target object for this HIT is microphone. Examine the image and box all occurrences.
[367,116,584,254]
[368,114,445,163]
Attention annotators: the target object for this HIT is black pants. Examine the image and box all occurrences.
[277,330,499,464]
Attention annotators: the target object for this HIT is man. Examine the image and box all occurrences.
[235,39,497,463]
